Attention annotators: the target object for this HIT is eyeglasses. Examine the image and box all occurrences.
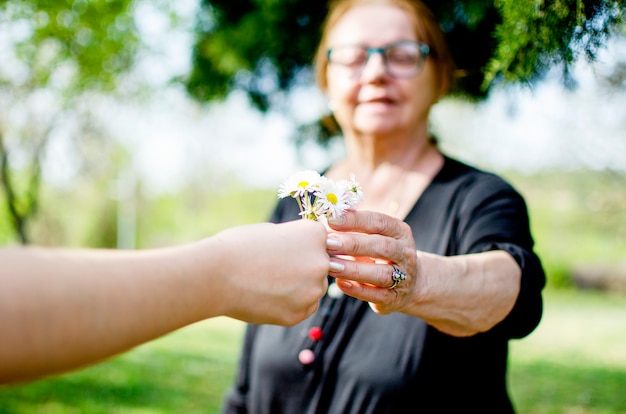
[326,41,431,78]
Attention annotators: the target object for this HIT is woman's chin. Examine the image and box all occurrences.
[353,122,397,136]
[353,111,400,134]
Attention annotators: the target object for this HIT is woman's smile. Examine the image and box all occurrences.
[357,93,397,111]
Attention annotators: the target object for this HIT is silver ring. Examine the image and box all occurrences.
[389,265,407,289]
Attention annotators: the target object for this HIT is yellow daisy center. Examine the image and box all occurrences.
[327,193,338,204]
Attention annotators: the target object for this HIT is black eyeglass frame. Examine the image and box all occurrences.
[326,40,431,78]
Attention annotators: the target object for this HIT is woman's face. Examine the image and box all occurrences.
[325,4,440,137]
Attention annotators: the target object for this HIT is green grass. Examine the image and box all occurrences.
[0,318,245,414]
[1,290,625,413]
[509,289,626,413]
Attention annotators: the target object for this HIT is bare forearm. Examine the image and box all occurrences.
[408,250,521,336]
[325,211,523,337]
[0,243,215,384]
[0,220,331,385]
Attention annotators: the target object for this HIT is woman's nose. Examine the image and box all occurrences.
[359,53,387,81]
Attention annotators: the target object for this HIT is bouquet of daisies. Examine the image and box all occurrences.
[278,170,363,221]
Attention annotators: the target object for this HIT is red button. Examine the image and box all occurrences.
[308,326,323,341]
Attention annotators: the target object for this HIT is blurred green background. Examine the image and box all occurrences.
[1,162,624,413]
[1,0,625,412]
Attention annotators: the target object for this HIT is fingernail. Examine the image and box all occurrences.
[338,279,352,289]
[329,260,345,272]
[328,215,345,225]
[326,237,342,249]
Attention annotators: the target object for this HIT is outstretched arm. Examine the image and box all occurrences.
[326,210,522,337]
[0,219,330,385]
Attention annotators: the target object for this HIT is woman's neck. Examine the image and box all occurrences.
[325,130,444,219]
[340,130,437,178]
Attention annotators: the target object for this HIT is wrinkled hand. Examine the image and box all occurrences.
[326,210,418,314]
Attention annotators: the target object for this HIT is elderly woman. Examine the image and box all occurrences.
[221,0,545,413]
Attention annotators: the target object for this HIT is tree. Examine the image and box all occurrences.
[596,23,626,89]
[0,0,139,243]
[186,0,625,108]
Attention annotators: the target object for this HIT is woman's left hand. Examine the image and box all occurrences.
[326,210,419,314]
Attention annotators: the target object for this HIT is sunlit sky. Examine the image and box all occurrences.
[39,2,626,195]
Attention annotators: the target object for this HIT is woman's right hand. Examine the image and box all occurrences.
[325,210,419,314]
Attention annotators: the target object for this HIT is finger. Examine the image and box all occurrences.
[332,278,397,312]
[328,232,401,263]
[329,257,394,288]
[328,210,407,239]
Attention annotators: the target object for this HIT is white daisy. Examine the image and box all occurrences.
[314,176,351,220]
[340,173,364,209]
[277,170,364,221]
[277,170,322,199]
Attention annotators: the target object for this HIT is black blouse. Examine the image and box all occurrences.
[221,156,545,414]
